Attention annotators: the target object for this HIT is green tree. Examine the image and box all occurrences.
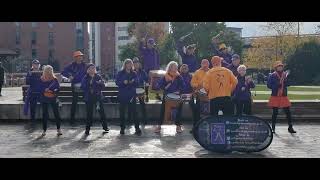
[158,33,179,66]
[170,22,243,59]
[118,41,139,62]
[286,39,320,85]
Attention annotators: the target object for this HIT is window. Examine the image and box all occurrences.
[16,30,21,45]
[31,22,37,28]
[76,28,84,50]
[76,22,83,30]
[15,22,20,27]
[48,49,54,59]
[31,31,37,45]
[48,22,54,28]
[118,26,127,31]
[118,36,129,41]
[32,49,37,59]
[48,32,54,46]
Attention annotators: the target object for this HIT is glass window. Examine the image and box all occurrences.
[48,22,54,28]
[16,30,21,45]
[31,31,37,45]
[31,22,37,28]
[118,36,129,40]
[32,49,37,59]
[48,32,54,46]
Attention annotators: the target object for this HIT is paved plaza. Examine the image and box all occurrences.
[0,122,319,158]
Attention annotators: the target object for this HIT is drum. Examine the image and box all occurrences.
[73,83,82,93]
[198,88,210,118]
[149,70,166,93]
[164,93,182,124]
[136,88,145,98]
[181,93,192,102]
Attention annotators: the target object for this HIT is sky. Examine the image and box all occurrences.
[226,22,320,37]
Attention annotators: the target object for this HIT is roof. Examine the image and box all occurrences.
[0,48,17,56]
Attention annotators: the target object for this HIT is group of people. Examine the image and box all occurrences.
[22,31,296,137]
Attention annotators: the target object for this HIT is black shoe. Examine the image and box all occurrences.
[103,127,109,134]
[288,127,296,133]
[120,129,125,135]
[135,128,142,136]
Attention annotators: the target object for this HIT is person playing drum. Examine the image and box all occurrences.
[190,59,210,130]
[116,59,142,136]
[267,61,296,134]
[203,56,238,116]
[177,64,196,132]
[61,51,87,125]
[133,57,148,125]
[39,65,62,137]
[139,37,162,101]
[154,61,185,133]
[81,63,109,136]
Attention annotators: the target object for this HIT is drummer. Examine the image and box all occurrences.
[203,56,238,116]
[133,57,148,125]
[61,51,87,125]
[190,59,210,128]
[177,64,196,130]
[155,61,185,133]
[116,59,142,136]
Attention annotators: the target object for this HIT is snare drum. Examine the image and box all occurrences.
[73,83,82,92]
[149,70,166,93]
[136,88,145,98]
[164,93,182,124]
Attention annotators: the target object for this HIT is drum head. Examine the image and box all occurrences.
[136,88,145,94]
[166,93,181,100]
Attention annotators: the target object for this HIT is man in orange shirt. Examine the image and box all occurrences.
[190,59,210,129]
[203,56,238,116]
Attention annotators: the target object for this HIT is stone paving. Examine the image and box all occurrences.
[0,122,319,158]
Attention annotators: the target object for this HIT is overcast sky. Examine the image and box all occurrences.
[226,22,320,37]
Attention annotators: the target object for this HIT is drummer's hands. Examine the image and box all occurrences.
[165,83,172,90]
[129,79,135,84]
[69,76,74,81]
[45,88,49,92]
[124,80,128,85]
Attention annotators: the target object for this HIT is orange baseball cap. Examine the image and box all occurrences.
[73,51,84,57]
[273,61,284,68]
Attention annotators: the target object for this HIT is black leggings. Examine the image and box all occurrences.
[137,97,147,123]
[70,86,80,122]
[272,107,293,130]
[177,95,200,126]
[210,97,233,116]
[42,101,61,131]
[119,99,139,130]
[235,100,252,116]
[86,96,108,132]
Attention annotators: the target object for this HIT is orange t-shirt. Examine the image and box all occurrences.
[203,66,238,100]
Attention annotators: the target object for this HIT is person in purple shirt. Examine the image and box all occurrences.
[232,65,255,116]
[81,63,109,136]
[61,51,87,125]
[218,43,232,67]
[24,59,42,125]
[177,64,198,127]
[133,57,148,125]
[154,61,185,134]
[39,65,62,137]
[177,33,198,73]
[227,54,241,77]
[139,37,161,100]
[116,59,141,136]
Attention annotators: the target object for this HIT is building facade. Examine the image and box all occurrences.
[0,22,89,72]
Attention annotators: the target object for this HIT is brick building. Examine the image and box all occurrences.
[0,22,89,72]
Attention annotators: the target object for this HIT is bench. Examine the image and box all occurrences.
[22,82,150,103]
